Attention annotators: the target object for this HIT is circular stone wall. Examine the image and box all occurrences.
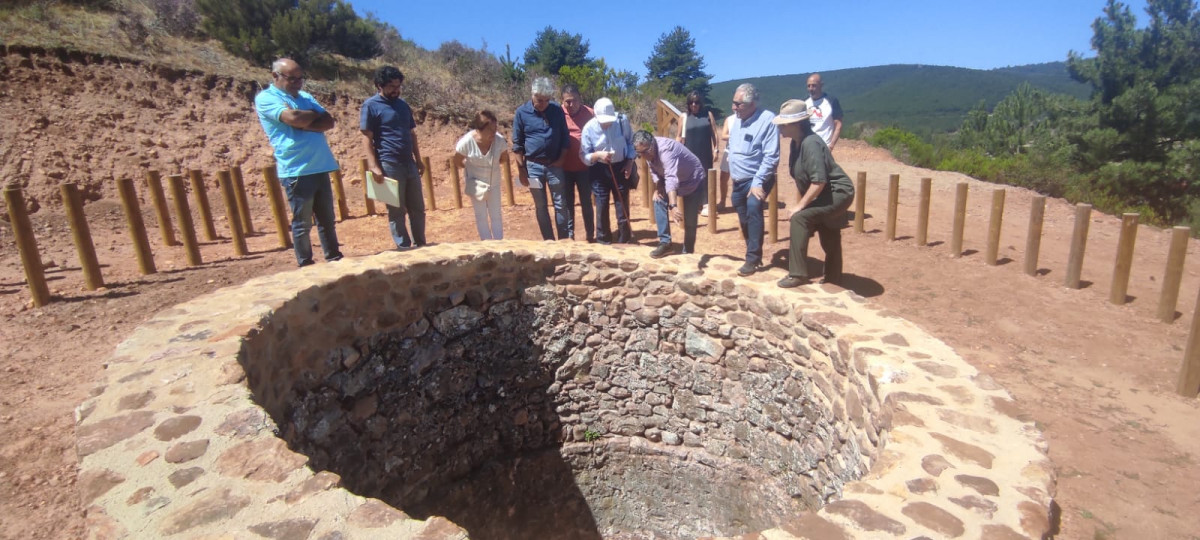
[76,242,1057,539]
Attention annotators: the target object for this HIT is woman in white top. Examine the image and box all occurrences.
[452,110,507,240]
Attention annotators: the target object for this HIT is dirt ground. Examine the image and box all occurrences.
[2,50,1199,540]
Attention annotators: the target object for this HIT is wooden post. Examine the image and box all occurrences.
[188,169,218,241]
[502,154,516,207]
[144,170,177,246]
[951,182,968,258]
[217,170,249,257]
[330,169,350,221]
[917,177,931,246]
[3,185,51,306]
[117,178,156,275]
[854,171,866,233]
[261,167,292,249]
[421,156,436,211]
[1109,213,1139,304]
[231,166,255,235]
[640,158,652,208]
[886,174,899,241]
[641,158,655,226]
[360,159,377,216]
[1178,286,1200,397]
[1158,226,1191,323]
[447,157,464,209]
[986,189,1006,265]
[60,183,103,290]
[1025,196,1046,277]
[1065,203,1092,289]
[168,175,203,266]
[707,168,718,234]
[768,181,779,243]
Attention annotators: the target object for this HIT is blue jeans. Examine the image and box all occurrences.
[281,172,341,266]
[654,182,708,254]
[382,161,426,248]
[731,176,774,266]
[563,169,594,241]
[527,162,566,240]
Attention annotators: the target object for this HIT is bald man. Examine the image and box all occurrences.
[255,57,343,267]
[804,73,844,150]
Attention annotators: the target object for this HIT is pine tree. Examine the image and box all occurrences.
[644,26,711,97]
[523,27,591,75]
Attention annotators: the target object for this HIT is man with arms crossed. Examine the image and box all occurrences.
[361,66,427,249]
[727,83,780,276]
[255,57,343,267]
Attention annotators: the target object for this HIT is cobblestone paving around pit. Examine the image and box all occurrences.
[75,241,1055,539]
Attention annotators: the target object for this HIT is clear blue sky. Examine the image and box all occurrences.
[347,0,1149,83]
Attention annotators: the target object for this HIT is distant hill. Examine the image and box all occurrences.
[709,62,1091,136]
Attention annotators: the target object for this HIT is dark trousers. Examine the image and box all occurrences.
[731,176,774,266]
[789,188,854,280]
[381,161,426,248]
[590,162,632,243]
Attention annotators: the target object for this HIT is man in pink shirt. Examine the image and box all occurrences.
[561,84,595,242]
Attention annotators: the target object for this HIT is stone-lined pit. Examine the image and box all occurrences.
[261,263,865,539]
[76,242,1057,539]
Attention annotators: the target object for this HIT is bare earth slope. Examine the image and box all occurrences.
[1,48,1198,540]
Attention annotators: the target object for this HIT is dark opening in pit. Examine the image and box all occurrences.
[254,261,868,539]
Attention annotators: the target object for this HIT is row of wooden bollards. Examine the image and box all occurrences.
[5,163,1200,397]
[855,172,1200,397]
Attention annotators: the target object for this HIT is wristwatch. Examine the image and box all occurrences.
[669,203,678,209]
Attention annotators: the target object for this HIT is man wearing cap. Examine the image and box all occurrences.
[580,97,636,244]
[513,77,571,240]
[254,57,344,267]
[805,73,843,150]
[727,83,780,276]
[361,65,427,250]
[561,84,596,242]
[632,130,707,258]
[773,99,855,288]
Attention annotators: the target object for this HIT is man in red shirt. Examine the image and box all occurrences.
[561,84,595,242]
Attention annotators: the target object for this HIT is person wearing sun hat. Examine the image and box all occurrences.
[772,99,856,288]
[580,97,637,244]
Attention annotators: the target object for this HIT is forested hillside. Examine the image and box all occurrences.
[710,62,1090,135]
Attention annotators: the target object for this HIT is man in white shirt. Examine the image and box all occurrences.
[805,73,843,150]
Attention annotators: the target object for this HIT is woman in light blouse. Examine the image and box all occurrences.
[452,110,506,240]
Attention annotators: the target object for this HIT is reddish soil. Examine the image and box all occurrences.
[1,48,1198,540]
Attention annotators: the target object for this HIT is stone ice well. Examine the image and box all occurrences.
[76,242,1056,539]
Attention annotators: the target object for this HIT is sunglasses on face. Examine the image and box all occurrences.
[276,73,306,83]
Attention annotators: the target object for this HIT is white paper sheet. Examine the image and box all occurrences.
[365,171,401,207]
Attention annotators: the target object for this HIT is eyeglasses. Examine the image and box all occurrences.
[275,73,306,84]
[688,101,701,105]
[635,146,653,157]
[732,101,749,108]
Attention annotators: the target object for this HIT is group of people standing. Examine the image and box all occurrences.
[255,58,855,288]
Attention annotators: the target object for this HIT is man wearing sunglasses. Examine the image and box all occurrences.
[255,57,343,267]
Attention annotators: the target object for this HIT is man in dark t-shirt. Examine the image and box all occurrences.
[361,66,426,249]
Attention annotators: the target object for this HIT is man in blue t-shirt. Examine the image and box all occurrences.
[360,66,427,249]
[254,57,343,267]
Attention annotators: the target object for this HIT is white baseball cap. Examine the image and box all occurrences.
[594,97,617,123]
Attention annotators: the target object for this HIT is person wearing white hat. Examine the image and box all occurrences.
[579,97,637,244]
[772,99,856,288]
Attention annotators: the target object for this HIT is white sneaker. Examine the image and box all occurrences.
[700,204,709,217]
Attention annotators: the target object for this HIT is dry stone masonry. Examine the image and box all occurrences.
[76,241,1056,539]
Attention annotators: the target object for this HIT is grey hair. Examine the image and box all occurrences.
[632,130,655,148]
[735,83,759,103]
[531,77,555,98]
[271,58,293,74]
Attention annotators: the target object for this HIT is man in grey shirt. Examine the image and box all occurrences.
[726,83,780,276]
